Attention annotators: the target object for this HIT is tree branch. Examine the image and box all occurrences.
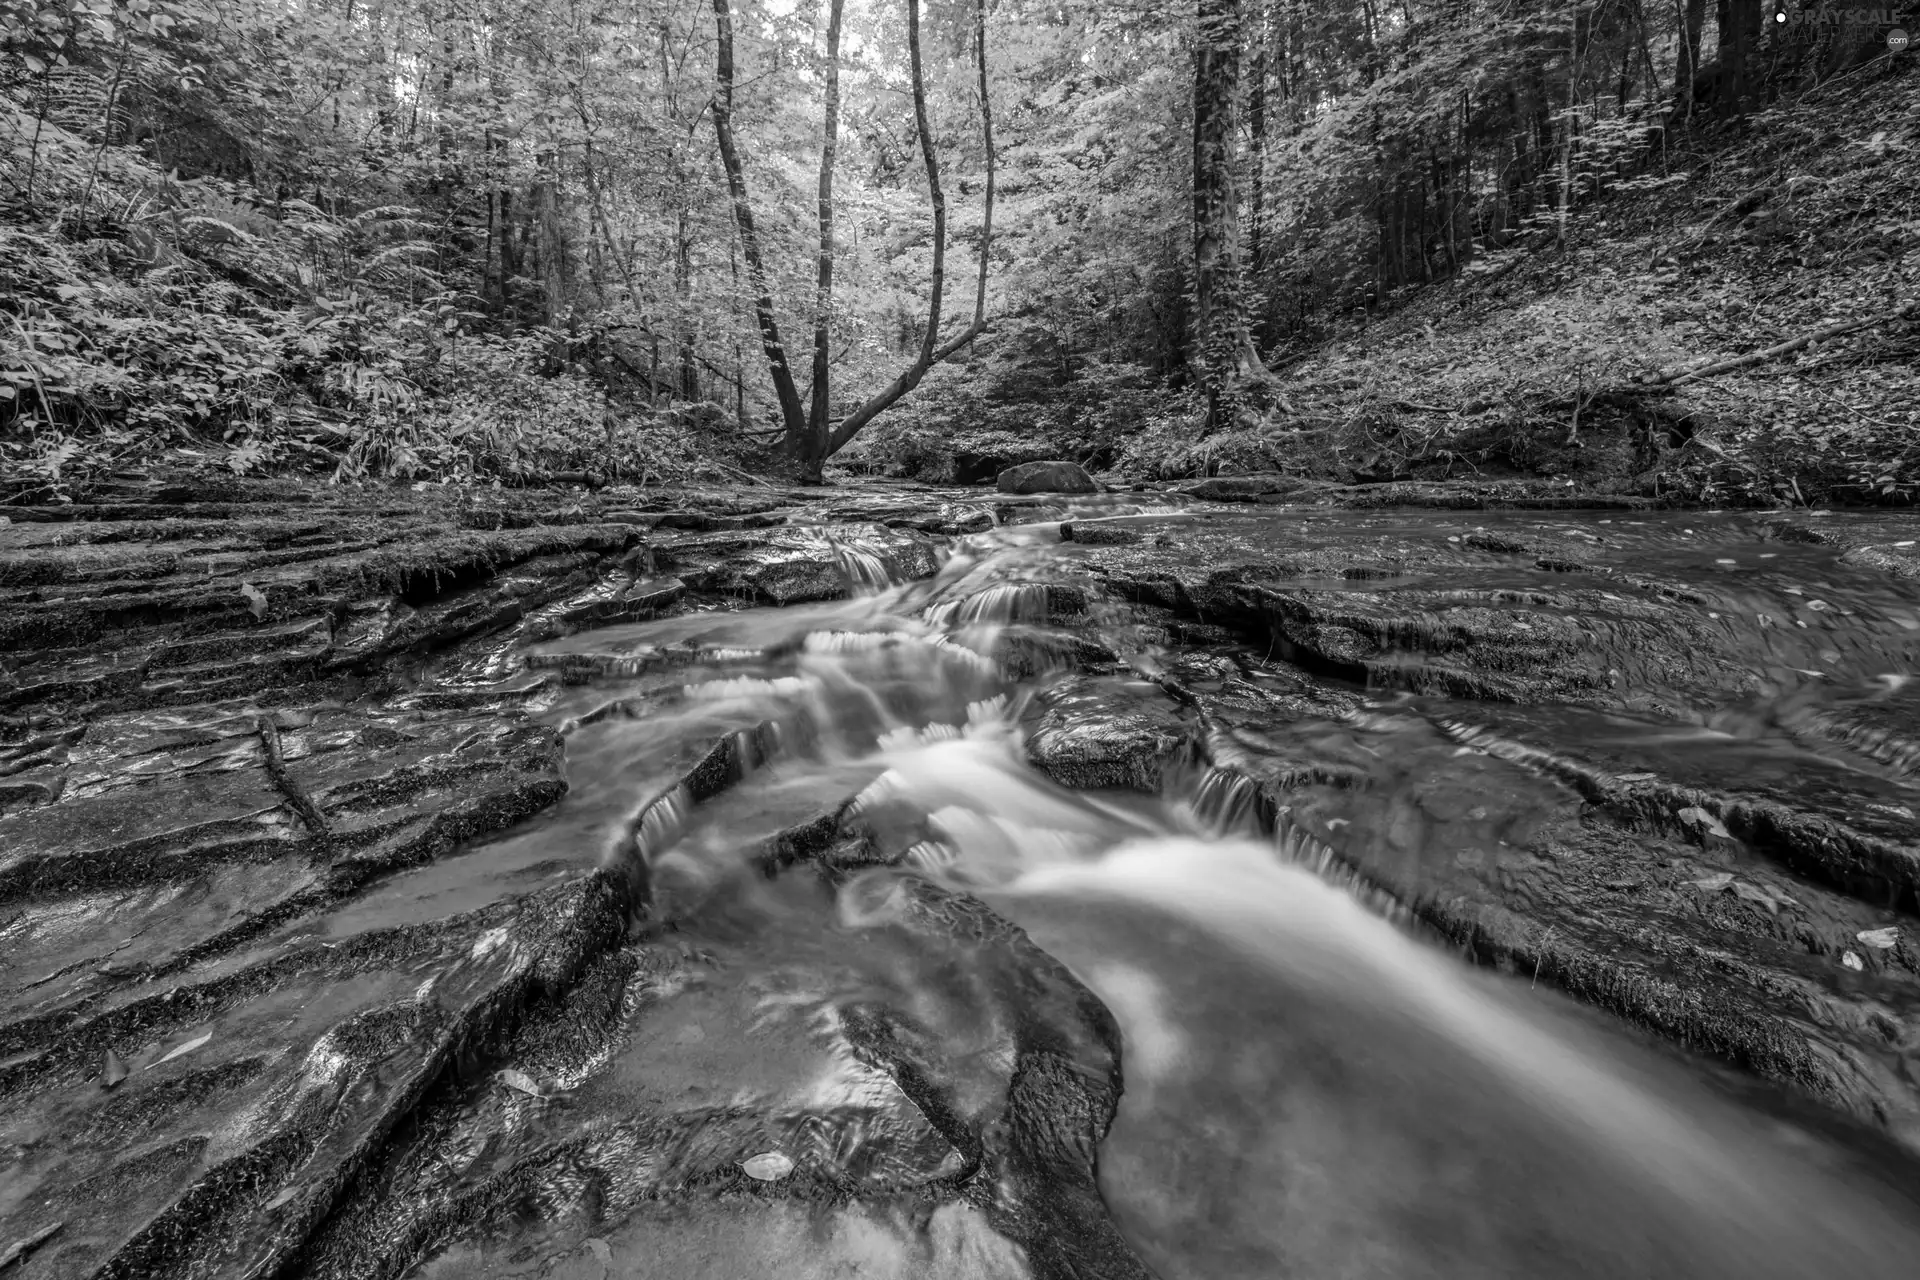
[710,0,806,438]
[824,0,997,458]
[1643,302,1918,387]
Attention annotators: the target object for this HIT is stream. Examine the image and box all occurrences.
[446,502,1920,1278]
[5,487,1920,1278]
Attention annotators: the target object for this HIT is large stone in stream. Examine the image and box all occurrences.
[1180,474,1322,503]
[654,523,939,604]
[1075,524,1759,714]
[997,461,1098,496]
[1026,675,1194,792]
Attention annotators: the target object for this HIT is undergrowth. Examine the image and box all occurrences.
[0,107,736,493]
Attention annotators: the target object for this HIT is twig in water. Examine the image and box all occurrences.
[257,716,331,838]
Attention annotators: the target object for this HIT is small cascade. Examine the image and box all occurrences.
[1178,766,1276,836]
[828,534,900,594]
[608,782,694,894]
[542,504,1920,1280]
[923,582,1051,629]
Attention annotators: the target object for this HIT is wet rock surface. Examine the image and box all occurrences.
[995,462,1097,496]
[3,475,1920,1275]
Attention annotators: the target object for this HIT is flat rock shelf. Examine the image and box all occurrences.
[3,475,1919,1279]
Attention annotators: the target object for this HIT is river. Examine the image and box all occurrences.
[417,499,1920,1278]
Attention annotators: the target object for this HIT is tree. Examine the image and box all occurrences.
[1192,0,1266,433]
[712,0,996,483]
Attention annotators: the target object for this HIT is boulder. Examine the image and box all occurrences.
[996,460,1098,495]
[1182,473,1317,503]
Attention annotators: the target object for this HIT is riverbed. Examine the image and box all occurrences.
[2,479,1917,1277]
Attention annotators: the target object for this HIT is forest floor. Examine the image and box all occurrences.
[1150,57,1920,507]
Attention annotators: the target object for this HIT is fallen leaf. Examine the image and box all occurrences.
[1857,927,1900,949]
[1842,950,1864,971]
[1614,771,1657,783]
[264,1186,298,1210]
[1677,806,1731,839]
[740,1151,794,1181]
[101,1047,128,1089]
[1688,872,1734,891]
[496,1068,546,1099]
[585,1238,613,1265]
[148,1030,212,1069]
[240,582,268,620]
[1731,880,1797,913]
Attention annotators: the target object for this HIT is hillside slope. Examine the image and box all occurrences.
[1114,59,1920,506]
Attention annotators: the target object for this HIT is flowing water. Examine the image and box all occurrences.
[452,504,1920,1277]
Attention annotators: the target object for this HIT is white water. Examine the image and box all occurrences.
[556,516,1920,1279]
[836,718,1920,1279]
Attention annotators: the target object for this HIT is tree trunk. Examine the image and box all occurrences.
[822,0,995,459]
[1715,0,1762,115]
[802,0,847,479]
[1676,0,1706,118]
[969,0,996,337]
[1193,0,1266,434]
[711,0,807,444]
[1247,2,1269,289]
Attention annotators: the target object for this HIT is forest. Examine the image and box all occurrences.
[2,0,1916,499]
[7,3,1920,1276]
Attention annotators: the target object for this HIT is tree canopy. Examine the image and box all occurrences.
[2,0,1906,490]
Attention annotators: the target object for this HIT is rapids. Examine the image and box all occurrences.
[511,504,1920,1278]
[10,488,1919,1279]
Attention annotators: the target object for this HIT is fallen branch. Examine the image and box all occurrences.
[257,716,331,838]
[1680,433,1765,476]
[1642,302,1918,387]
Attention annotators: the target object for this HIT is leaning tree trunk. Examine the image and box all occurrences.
[820,0,995,460]
[802,0,847,480]
[717,0,994,481]
[710,0,807,446]
[1193,0,1266,435]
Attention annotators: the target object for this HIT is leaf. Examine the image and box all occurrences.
[1687,872,1734,891]
[240,582,268,619]
[1842,950,1864,971]
[101,1047,128,1089]
[264,1186,298,1210]
[1676,806,1730,838]
[740,1151,794,1181]
[1731,880,1797,913]
[495,1068,546,1099]
[148,1030,212,1068]
[1857,927,1900,949]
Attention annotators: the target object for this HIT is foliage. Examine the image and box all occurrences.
[1,0,1911,501]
